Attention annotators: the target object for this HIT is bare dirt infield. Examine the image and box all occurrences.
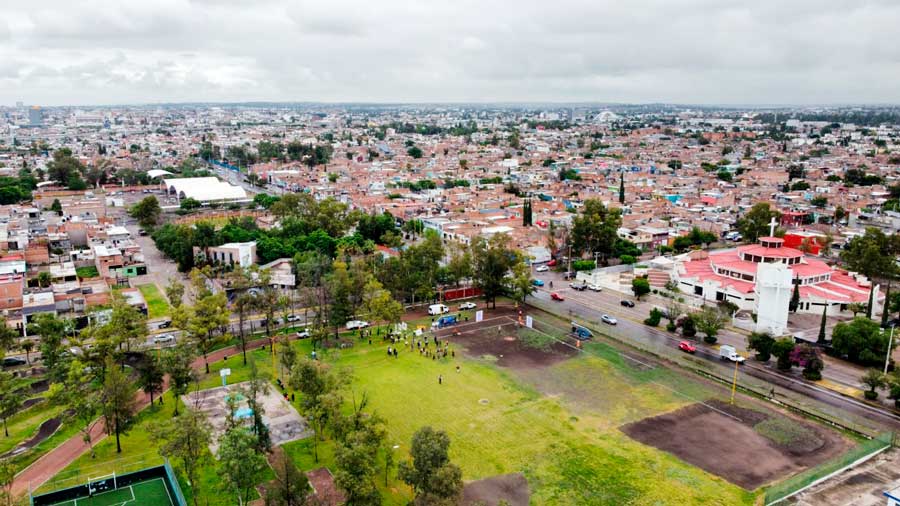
[462,473,530,506]
[621,400,849,490]
[433,309,576,371]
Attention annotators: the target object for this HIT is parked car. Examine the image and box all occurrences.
[296,329,311,338]
[153,334,176,345]
[678,341,696,354]
[601,314,618,325]
[587,284,602,292]
[1,357,26,368]
[286,314,303,322]
[157,320,172,329]
[570,281,588,291]
[345,320,369,330]
[459,301,477,310]
[532,279,545,287]
[138,229,148,236]
[550,292,565,301]
[535,265,550,272]
[563,271,576,280]
[548,259,558,266]
[620,300,635,308]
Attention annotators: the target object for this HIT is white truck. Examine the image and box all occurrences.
[719,345,745,363]
[428,304,450,315]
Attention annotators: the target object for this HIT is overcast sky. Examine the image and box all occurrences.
[2,0,900,106]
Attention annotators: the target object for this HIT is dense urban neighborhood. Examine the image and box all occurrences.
[1,101,900,506]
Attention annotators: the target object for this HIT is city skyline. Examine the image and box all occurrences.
[2,0,900,106]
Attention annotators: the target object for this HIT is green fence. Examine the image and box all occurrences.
[764,431,894,504]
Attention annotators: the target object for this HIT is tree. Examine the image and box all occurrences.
[0,321,17,354]
[46,148,86,189]
[832,317,894,366]
[407,146,423,158]
[570,199,622,265]
[137,354,165,406]
[841,228,900,318]
[29,314,69,382]
[333,411,386,506]
[100,357,138,453]
[619,172,625,204]
[218,427,268,505]
[279,335,298,382]
[50,198,63,215]
[522,198,532,227]
[471,234,517,309]
[151,409,213,506]
[818,305,828,343]
[49,358,101,457]
[20,339,34,364]
[792,345,824,380]
[165,343,197,416]
[772,338,796,371]
[362,279,403,328]
[398,426,463,506]
[736,202,781,243]
[509,255,536,303]
[860,369,886,400]
[632,278,650,300]
[0,371,23,438]
[789,279,800,313]
[747,332,775,362]
[694,306,728,344]
[188,288,230,374]
[180,197,201,210]
[129,196,162,229]
[265,450,310,506]
[165,278,185,309]
[242,359,272,453]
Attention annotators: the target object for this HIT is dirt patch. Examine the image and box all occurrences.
[30,379,49,394]
[306,468,345,506]
[434,310,576,371]
[462,473,530,506]
[621,402,848,490]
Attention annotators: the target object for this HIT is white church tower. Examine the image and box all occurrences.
[754,218,792,336]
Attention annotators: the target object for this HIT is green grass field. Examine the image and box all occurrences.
[46,478,174,506]
[47,315,758,505]
[137,284,171,319]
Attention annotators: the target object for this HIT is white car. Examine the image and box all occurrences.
[459,302,477,310]
[535,265,550,272]
[601,315,618,325]
[286,314,302,322]
[587,284,602,292]
[296,329,311,338]
[345,320,369,330]
[153,334,176,345]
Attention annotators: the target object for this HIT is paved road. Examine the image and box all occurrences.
[528,283,900,432]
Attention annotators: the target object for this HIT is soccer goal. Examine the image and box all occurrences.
[87,473,116,496]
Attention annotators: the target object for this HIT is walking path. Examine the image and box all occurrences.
[12,336,275,498]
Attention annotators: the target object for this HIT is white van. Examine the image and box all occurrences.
[428,304,450,316]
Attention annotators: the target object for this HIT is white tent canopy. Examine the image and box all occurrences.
[147,169,174,179]
[162,177,248,202]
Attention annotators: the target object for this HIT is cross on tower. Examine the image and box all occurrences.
[768,216,778,237]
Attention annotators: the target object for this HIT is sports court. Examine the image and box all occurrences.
[31,463,186,506]
[46,478,174,506]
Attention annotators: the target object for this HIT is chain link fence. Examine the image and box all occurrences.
[763,431,894,505]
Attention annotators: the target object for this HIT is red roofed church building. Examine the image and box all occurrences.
[673,236,881,319]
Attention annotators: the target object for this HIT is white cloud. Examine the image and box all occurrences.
[1,0,899,105]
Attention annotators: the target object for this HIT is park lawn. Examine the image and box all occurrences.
[0,399,61,454]
[280,337,755,506]
[137,284,171,319]
[43,380,273,505]
[75,266,100,279]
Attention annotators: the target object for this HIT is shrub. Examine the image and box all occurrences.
[619,254,635,264]
[572,260,596,271]
[666,322,677,332]
[681,315,697,337]
[864,390,879,400]
[644,308,662,327]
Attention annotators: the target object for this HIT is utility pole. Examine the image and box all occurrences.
[885,326,895,375]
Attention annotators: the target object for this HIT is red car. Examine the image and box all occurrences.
[678,341,696,354]
[550,292,565,301]
[548,259,557,266]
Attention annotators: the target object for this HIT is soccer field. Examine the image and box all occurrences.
[45,478,174,506]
